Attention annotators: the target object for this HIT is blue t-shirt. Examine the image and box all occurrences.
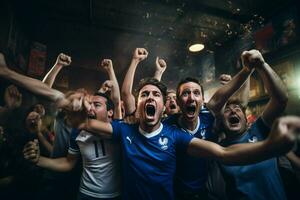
[163,107,215,193]
[220,118,286,200]
[111,121,193,200]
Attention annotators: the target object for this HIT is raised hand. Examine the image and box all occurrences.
[100,59,113,72]
[23,139,40,163]
[133,48,148,62]
[241,50,265,70]
[219,74,232,85]
[267,116,300,155]
[4,85,22,109]
[155,57,167,73]
[55,53,72,66]
[98,80,114,93]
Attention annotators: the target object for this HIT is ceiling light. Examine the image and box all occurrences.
[188,43,204,52]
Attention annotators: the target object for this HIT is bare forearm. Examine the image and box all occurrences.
[121,59,139,114]
[229,77,250,108]
[82,119,113,139]
[257,63,288,103]
[42,64,63,88]
[0,68,65,103]
[154,70,163,81]
[37,156,74,172]
[208,68,253,114]
[37,132,53,154]
[287,151,300,169]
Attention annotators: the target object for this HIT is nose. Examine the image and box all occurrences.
[188,92,195,101]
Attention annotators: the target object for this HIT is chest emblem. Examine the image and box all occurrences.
[248,136,258,143]
[159,137,168,150]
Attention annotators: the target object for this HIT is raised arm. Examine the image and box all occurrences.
[99,59,122,119]
[187,116,299,165]
[207,53,254,115]
[42,53,71,88]
[153,57,167,81]
[219,74,250,108]
[245,50,288,127]
[23,140,77,172]
[0,53,65,104]
[121,48,148,115]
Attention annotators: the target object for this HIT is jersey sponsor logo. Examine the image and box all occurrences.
[158,137,168,150]
[126,136,132,144]
[248,136,258,143]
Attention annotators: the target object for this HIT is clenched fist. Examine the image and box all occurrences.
[133,48,148,62]
[241,50,265,71]
[155,57,167,73]
[100,59,113,72]
[56,53,72,66]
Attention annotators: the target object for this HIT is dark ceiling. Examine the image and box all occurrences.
[9,0,297,89]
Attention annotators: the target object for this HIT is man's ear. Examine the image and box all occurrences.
[108,109,113,118]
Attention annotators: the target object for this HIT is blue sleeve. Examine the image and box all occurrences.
[111,120,124,141]
[175,128,193,153]
[68,128,80,154]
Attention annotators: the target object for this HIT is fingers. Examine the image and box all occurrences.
[101,59,113,69]
[23,141,39,160]
[134,48,148,60]
[57,53,72,66]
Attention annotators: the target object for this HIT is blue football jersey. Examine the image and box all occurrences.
[111,121,193,200]
[220,118,286,200]
[163,107,215,193]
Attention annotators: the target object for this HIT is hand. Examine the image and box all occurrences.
[98,80,114,93]
[133,48,148,62]
[267,116,300,155]
[26,111,42,134]
[23,139,40,164]
[100,59,113,72]
[56,53,72,66]
[219,74,232,85]
[155,57,167,73]
[241,50,265,71]
[4,85,22,109]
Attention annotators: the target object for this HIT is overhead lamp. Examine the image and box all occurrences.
[188,43,204,52]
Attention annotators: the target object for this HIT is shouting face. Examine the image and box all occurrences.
[137,84,164,131]
[178,82,204,122]
[165,92,179,115]
[222,103,247,137]
[87,95,113,122]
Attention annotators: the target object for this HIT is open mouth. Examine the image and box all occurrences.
[229,116,240,125]
[170,104,177,110]
[146,104,156,117]
[88,114,96,119]
[186,105,196,115]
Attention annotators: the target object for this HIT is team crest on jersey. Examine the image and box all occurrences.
[200,129,206,139]
[248,136,258,143]
[159,137,168,150]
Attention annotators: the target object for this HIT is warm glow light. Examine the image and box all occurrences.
[189,43,204,52]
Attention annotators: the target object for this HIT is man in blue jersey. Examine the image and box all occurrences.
[163,50,252,199]
[217,49,290,200]
[23,78,297,200]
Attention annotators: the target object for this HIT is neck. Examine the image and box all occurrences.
[180,115,198,131]
[140,122,161,133]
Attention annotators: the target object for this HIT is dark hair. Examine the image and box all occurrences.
[136,77,167,103]
[176,77,204,99]
[94,92,114,111]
